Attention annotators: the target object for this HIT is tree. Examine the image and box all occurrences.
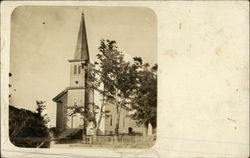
[86,59,118,138]
[8,74,50,147]
[9,101,50,147]
[96,39,134,136]
[71,39,158,139]
[84,62,101,138]
[36,100,50,126]
[130,58,157,136]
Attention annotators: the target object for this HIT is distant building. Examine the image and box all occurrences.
[53,13,143,135]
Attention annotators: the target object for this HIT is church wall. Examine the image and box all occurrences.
[126,117,144,134]
[56,103,62,129]
[67,89,85,107]
[104,102,143,135]
[56,93,68,130]
[66,89,85,129]
[104,102,117,134]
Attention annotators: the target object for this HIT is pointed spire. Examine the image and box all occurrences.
[74,12,90,62]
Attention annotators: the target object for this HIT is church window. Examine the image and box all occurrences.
[74,65,77,74]
[110,114,112,126]
[74,99,77,106]
[78,65,81,74]
[128,127,133,134]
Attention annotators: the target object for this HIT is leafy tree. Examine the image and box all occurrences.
[96,39,134,136]
[130,58,157,136]
[86,60,118,137]
[84,63,100,137]
[69,39,157,139]
[71,39,132,138]
[36,100,50,126]
[9,101,50,147]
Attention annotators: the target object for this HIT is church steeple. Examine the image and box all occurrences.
[74,12,90,62]
[68,12,90,88]
[53,12,94,130]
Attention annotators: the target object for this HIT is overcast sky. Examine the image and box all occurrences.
[10,6,157,127]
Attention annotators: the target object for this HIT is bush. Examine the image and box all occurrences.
[9,105,50,147]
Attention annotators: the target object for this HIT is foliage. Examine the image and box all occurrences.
[9,105,50,147]
[49,127,62,138]
[97,40,133,97]
[9,73,50,147]
[95,39,136,135]
[9,105,48,138]
[69,39,157,137]
[130,60,157,130]
[36,100,50,125]
[70,39,132,136]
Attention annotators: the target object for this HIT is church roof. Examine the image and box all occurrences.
[73,13,90,62]
[52,86,84,102]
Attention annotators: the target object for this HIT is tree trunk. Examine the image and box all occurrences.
[93,102,104,141]
[92,128,97,142]
[82,119,88,141]
[151,122,157,135]
[152,127,156,135]
[95,92,106,135]
[114,103,122,144]
[115,104,122,136]
[113,89,124,144]
[143,122,148,142]
[114,89,119,143]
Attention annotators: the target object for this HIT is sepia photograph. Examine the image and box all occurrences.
[9,6,157,149]
[1,1,249,158]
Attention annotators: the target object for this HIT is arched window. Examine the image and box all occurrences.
[74,65,77,74]
[74,98,77,106]
[110,115,112,126]
[78,65,81,74]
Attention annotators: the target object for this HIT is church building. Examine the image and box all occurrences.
[53,13,144,135]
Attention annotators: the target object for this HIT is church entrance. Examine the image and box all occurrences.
[70,114,82,129]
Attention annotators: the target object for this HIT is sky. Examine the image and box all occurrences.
[9,6,157,127]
